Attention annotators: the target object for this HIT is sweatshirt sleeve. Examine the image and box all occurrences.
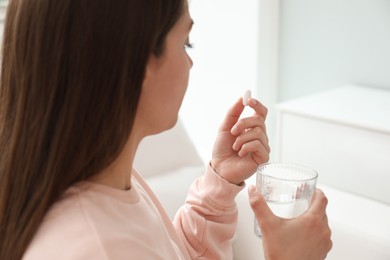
[172,164,245,259]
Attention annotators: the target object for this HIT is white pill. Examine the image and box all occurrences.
[243,90,251,106]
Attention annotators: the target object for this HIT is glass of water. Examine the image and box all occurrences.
[254,162,318,237]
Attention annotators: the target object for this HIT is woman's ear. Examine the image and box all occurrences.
[143,54,164,92]
[142,57,153,90]
[144,55,160,81]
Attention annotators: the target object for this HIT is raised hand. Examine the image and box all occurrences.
[210,97,270,185]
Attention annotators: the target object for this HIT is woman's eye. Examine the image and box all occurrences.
[184,35,194,51]
[184,42,194,49]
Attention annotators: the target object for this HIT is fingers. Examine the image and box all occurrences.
[248,185,275,222]
[308,189,328,215]
[238,140,270,163]
[230,99,268,136]
[248,98,268,119]
[308,189,333,256]
[231,115,266,135]
[232,125,270,153]
[217,96,270,165]
[218,98,245,132]
[219,97,267,133]
[230,104,270,162]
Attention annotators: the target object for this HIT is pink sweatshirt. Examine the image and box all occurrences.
[23,165,244,259]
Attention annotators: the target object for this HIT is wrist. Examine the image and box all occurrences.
[209,161,244,186]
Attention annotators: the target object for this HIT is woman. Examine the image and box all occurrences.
[0,0,332,259]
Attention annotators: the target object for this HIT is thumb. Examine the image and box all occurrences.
[248,185,274,221]
[307,189,328,215]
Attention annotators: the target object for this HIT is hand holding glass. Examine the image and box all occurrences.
[254,163,318,237]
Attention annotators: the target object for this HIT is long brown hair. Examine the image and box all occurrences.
[0,0,184,258]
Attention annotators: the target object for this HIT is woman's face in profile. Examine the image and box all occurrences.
[136,2,193,135]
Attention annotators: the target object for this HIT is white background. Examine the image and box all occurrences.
[181,0,263,162]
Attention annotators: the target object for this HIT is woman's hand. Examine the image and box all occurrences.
[210,97,270,185]
[249,186,333,260]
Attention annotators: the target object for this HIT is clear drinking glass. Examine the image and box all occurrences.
[254,162,318,237]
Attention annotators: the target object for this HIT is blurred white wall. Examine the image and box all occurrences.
[276,0,390,204]
[181,0,262,162]
[182,0,390,163]
[278,0,390,101]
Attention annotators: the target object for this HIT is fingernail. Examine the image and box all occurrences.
[231,125,238,134]
[250,99,257,106]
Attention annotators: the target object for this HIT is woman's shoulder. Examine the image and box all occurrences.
[23,181,144,259]
[23,187,108,259]
[23,179,184,260]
